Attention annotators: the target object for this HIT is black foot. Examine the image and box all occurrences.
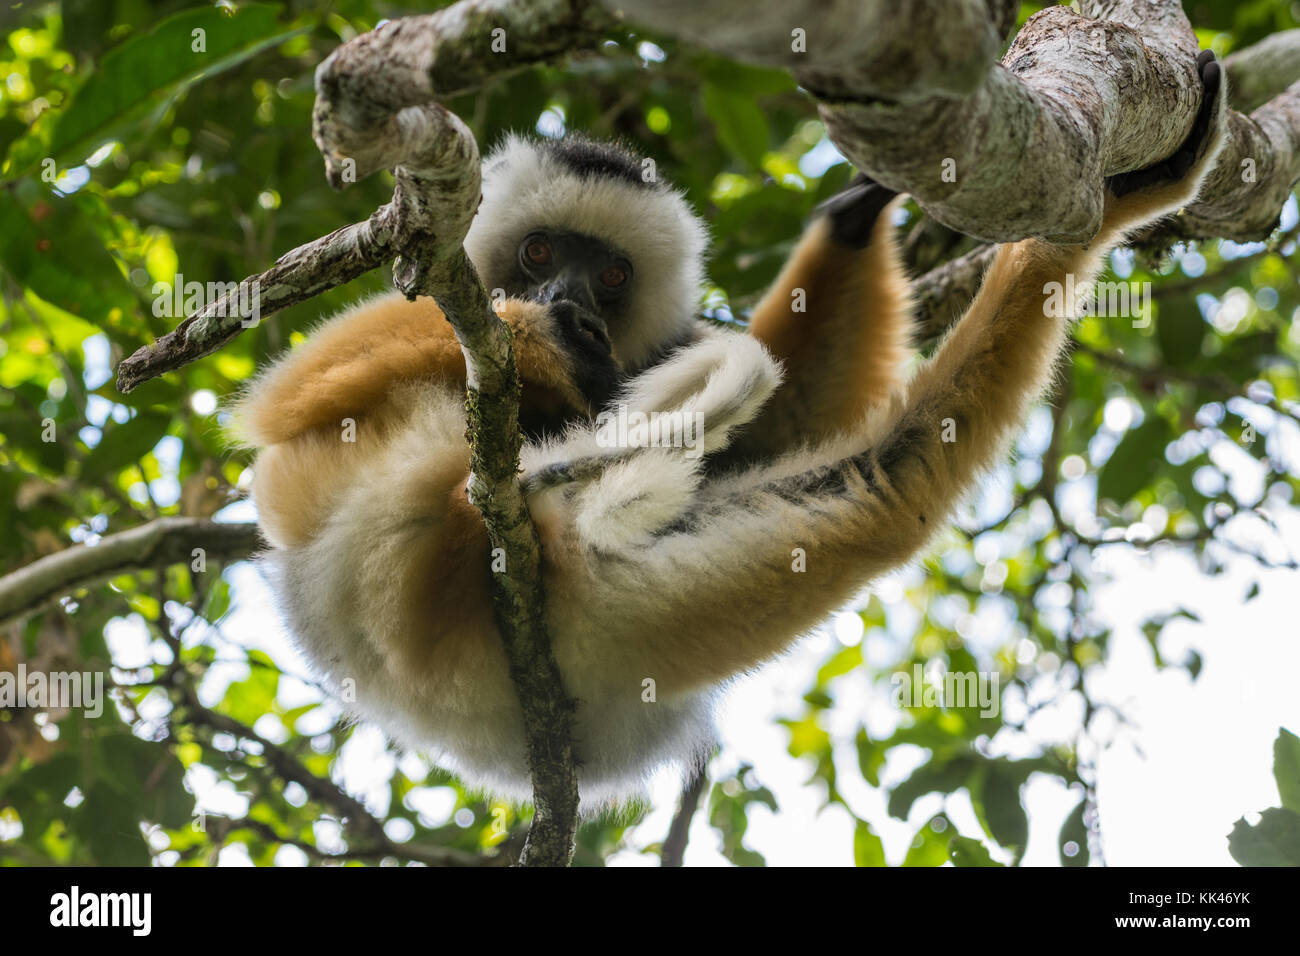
[1106,50,1221,197]
[817,172,899,248]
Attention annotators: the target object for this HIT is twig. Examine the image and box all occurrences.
[0,517,260,625]
[661,765,709,867]
[179,690,496,866]
[1149,220,1300,299]
[116,214,396,392]
[209,816,505,867]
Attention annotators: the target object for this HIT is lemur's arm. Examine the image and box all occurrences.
[726,176,912,463]
[230,294,622,549]
[230,294,621,450]
[547,52,1227,693]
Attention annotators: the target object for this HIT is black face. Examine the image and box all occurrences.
[501,228,636,437]
[510,229,634,349]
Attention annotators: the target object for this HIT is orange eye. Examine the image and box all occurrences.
[525,240,551,265]
[601,265,627,288]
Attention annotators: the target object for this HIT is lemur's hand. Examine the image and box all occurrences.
[549,300,625,412]
[817,172,899,248]
[1106,50,1222,198]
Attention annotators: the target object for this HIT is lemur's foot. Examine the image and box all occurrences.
[1105,50,1222,198]
[818,172,899,248]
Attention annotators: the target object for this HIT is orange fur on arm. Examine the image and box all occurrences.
[230,294,587,449]
[738,212,913,458]
[605,179,1197,690]
[602,236,1098,693]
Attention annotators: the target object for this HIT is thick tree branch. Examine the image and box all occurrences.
[621,0,1003,98]
[617,0,1201,240]
[1225,29,1300,113]
[313,0,615,130]
[0,518,260,626]
[117,0,1300,393]
[912,244,998,341]
[616,0,1300,243]
[1164,83,1300,241]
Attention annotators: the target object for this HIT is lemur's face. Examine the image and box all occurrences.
[464,134,708,371]
[502,228,635,359]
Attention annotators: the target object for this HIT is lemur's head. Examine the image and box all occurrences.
[464,134,708,370]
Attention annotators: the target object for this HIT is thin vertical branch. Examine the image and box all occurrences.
[661,765,709,867]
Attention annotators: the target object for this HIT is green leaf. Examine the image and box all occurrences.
[855,728,885,787]
[203,576,233,624]
[691,54,796,95]
[1140,619,1166,667]
[1059,798,1090,867]
[702,84,769,169]
[0,186,135,320]
[853,819,887,866]
[1274,728,1300,813]
[810,162,854,207]
[972,763,1028,851]
[949,835,1003,866]
[0,116,28,161]
[1140,608,1203,672]
[1228,807,1300,866]
[728,846,768,867]
[98,734,191,830]
[902,814,953,867]
[9,4,298,171]
[217,653,281,727]
[0,753,80,841]
[77,781,151,865]
[781,713,830,759]
[1097,416,1173,505]
[802,689,833,709]
[80,411,171,481]
[816,643,862,685]
[887,755,973,820]
[705,773,771,867]
[1155,293,1205,365]
[27,295,102,352]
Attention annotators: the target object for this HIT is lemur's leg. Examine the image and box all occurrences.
[726,175,913,463]
[549,52,1227,694]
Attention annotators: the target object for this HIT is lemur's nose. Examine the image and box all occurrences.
[536,271,596,312]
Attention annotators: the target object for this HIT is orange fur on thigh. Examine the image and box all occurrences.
[237,295,587,450]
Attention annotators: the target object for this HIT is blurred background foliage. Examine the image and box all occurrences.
[0,0,1297,866]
